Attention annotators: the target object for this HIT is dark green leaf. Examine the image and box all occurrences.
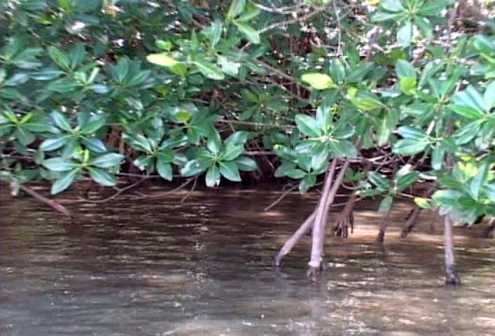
[90,153,124,168]
[193,60,225,80]
[51,169,79,194]
[219,161,241,181]
[378,195,394,214]
[51,111,72,131]
[43,157,78,171]
[205,164,221,187]
[234,22,260,44]
[89,167,117,186]
[40,136,69,151]
[235,156,257,171]
[295,114,320,137]
[156,159,173,181]
[392,139,429,155]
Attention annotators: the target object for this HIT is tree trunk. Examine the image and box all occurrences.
[308,159,338,269]
[307,159,350,277]
[444,215,461,285]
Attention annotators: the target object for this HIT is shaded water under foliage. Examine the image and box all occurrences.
[1,187,494,336]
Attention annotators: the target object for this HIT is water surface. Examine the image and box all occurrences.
[1,187,494,335]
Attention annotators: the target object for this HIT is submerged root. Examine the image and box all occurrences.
[445,265,461,286]
[306,265,322,282]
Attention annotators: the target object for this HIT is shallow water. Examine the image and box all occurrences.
[0,187,494,336]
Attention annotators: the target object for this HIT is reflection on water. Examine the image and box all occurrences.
[0,187,494,336]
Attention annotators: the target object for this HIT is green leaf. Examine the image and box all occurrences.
[51,169,78,194]
[40,136,69,151]
[89,167,117,186]
[418,0,449,16]
[48,46,70,70]
[205,164,221,187]
[217,56,241,76]
[451,86,486,118]
[147,53,179,67]
[219,161,241,181]
[453,120,483,145]
[181,159,208,176]
[193,60,225,80]
[395,60,416,79]
[470,163,489,200]
[51,111,72,131]
[484,81,495,111]
[295,114,320,137]
[395,172,419,192]
[207,131,222,154]
[381,0,404,12]
[285,168,306,179]
[431,145,445,170]
[222,143,243,161]
[349,92,385,111]
[371,11,404,22]
[227,0,246,19]
[397,21,413,48]
[156,159,173,181]
[80,115,106,134]
[414,197,433,209]
[311,146,329,171]
[82,138,107,153]
[397,126,428,140]
[43,157,78,172]
[399,77,417,95]
[299,174,316,193]
[432,190,463,207]
[90,153,124,168]
[378,195,394,214]
[301,73,336,90]
[235,156,257,171]
[369,172,390,191]
[392,139,429,155]
[234,22,260,44]
[203,20,223,47]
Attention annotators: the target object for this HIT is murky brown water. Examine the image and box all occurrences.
[1,187,494,336]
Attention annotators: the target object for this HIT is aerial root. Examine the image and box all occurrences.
[333,191,357,239]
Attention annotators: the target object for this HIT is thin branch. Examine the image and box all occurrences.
[19,185,71,217]
[259,6,326,34]
[264,183,299,211]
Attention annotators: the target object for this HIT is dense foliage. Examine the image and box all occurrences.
[0,0,494,226]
